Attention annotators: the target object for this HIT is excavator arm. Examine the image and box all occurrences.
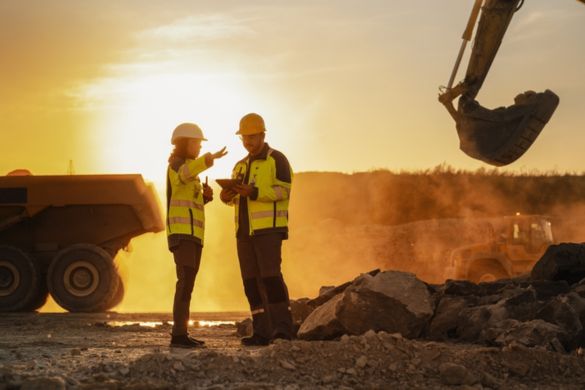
[439,0,582,166]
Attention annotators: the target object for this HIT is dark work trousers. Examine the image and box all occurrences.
[237,233,293,339]
[171,240,202,336]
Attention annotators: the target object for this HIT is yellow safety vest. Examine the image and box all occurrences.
[227,146,292,236]
[166,154,211,244]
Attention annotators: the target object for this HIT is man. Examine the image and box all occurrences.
[220,113,294,346]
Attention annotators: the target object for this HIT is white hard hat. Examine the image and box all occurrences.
[171,123,207,144]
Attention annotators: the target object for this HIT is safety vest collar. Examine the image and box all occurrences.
[242,143,272,164]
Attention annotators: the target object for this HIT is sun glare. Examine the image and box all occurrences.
[91,71,264,184]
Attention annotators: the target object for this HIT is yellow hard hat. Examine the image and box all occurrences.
[236,113,266,135]
[171,123,207,144]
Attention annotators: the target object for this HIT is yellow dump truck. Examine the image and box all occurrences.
[447,215,554,283]
[0,173,164,312]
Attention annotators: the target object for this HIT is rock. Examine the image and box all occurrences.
[20,376,66,390]
[173,361,185,371]
[322,374,335,384]
[536,296,583,348]
[280,360,296,370]
[425,295,468,340]
[340,271,434,337]
[319,286,336,296]
[490,319,568,351]
[481,371,502,388]
[299,271,434,340]
[520,280,570,300]
[307,269,381,308]
[235,318,253,337]
[297,293,346,340]
[70,348,81,356]
[438,363,477,386]
[355,356,367,368]
[290,298,315,324]
[532,243,585,284]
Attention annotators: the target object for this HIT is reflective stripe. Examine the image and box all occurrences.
[251,308,265,315]
[250,210,287,220]
[168,216,204,228]
[168,216,190,225]
[170,199,203,210]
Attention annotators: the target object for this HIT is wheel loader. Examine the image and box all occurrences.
[0,171,164,312]
[439,0,584,166]
[447,214,554,283]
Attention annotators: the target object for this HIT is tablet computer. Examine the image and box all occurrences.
[215,178,241,189]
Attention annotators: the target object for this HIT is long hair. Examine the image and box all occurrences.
[170,138,189,160]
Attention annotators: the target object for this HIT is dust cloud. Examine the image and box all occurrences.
[39,169,585,313]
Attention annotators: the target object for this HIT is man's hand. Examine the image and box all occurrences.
[220,188,237,203]
[233,183,255,198]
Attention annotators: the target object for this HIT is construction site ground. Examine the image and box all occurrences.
[2,313,585,389]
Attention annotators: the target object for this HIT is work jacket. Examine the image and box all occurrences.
[225,144,292,237]
[166,153,212,248]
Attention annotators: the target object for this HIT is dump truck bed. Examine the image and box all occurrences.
[0,174,163,231]
[0,174,164,259]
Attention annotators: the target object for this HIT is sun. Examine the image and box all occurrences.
[89,72,264,186]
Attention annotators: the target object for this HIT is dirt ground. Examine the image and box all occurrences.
[2,312,585,389]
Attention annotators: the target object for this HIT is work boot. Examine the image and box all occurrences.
[170,335,206,349]
[241,334,270,347]
[271,332,293,343]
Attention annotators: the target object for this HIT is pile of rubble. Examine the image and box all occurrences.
[293,243,585,353]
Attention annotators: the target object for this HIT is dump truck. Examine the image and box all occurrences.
[447,214,554,283]
[0,172,164,312]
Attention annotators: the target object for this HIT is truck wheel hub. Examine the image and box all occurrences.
[0,261,20,297]
[64,261,99,297]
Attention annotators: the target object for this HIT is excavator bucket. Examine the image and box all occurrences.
[440,0,560,166]
[456,89,559,166]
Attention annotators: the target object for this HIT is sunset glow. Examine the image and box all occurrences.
[2,1,584,313]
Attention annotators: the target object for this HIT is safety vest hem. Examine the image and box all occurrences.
[168,234,203,251]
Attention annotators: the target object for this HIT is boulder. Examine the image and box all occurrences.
[531,243,585,284]
[298,271,434,340]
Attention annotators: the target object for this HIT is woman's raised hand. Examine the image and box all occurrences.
[211,147,228,161]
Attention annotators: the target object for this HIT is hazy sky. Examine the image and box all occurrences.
[2,0,584,181]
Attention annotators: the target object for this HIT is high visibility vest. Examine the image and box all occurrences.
[166,154,211,244]
[228,146,292,235]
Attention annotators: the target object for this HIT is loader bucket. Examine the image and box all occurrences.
[456,89,559,166]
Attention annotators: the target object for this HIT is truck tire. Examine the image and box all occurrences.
[48,244,119,312]
[468,258,509,283]
[106,274,125,310]
[0,246,47,312]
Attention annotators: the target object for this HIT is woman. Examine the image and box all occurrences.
[166,122,227,348]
